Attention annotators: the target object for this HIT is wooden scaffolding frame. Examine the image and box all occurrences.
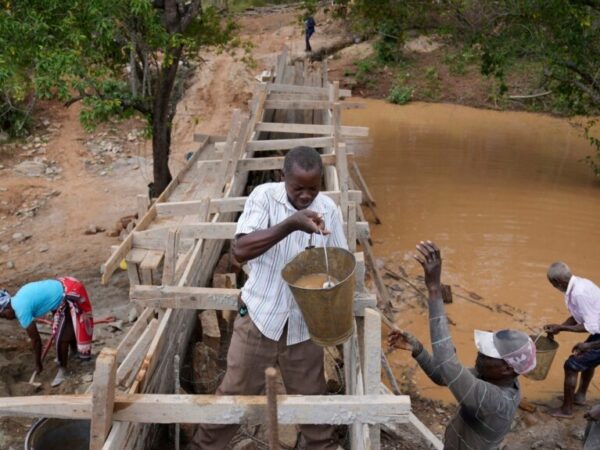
[0,50,442,450]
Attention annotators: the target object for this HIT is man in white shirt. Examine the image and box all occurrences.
[544,261,600,418]
[190,146,346,449]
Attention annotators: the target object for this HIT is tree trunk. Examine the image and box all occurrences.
[151,110,173,197]
[150,47,183,196]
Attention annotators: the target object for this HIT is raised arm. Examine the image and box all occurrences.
[415,241,489,407]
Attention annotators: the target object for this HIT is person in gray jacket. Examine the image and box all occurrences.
[388,241,537,450]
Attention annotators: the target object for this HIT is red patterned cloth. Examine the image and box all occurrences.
[52,277,94,359]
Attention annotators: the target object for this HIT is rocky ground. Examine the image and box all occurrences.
[0,4,594,449]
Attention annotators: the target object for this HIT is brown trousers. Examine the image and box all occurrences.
[189,314,338,450]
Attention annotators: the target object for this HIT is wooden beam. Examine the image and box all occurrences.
[162,229,180,286]
[0,394,410,425]
[136,195,150,220]
[130,285,241,310]
[90,348,117,450]
[116,319,158,388]
[235,152,347,172]
[115,308,154,364]
[156,190,363,217]
[131,285,375,316]
[363,309,382,450]
[264,100,366,110]
[246,137,334,152]
[255,122,368,137]
[266,83,352,98]
[131,221,369,250]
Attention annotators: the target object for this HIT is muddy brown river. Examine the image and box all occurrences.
[345,100,600,403]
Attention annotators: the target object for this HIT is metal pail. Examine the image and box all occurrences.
[282,247,356,346]
[25,418,90,450]
[525,335,559,381]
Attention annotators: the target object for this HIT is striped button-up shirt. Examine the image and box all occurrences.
[236,182,348,345]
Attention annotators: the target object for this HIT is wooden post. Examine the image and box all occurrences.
[162,228,180,286]
[174,354,180,450]
[364,309,381,450]
[347,201,356,253]
[90,348,117,450]
[137,194,150,221]
[265,367,279,450]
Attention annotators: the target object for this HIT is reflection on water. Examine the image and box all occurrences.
[345,100,600,403]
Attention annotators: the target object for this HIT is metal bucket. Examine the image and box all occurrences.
[25,418,90,450]
[282,247,356,346]
[525,335,559,381]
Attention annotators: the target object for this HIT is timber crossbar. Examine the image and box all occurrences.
[0,394,410,425]
[129,285,377,316]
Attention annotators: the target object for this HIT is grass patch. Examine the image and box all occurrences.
[387,83,413,105]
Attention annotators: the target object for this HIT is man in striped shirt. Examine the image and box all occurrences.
[191,146,346,449]
[388,241,536,449]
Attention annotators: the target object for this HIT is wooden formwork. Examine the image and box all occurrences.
[0,50,442,450]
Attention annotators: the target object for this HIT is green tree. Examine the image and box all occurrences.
[0,0,235,195]
[449,0,600,112]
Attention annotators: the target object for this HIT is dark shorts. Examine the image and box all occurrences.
[565,334,600,372]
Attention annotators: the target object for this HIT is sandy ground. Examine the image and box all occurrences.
[0,4,592,449]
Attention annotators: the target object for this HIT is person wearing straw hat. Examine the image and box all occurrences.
[190,146,347,450]
[388,241,536,450]
[543,261,600,418]
[0,276,93,387]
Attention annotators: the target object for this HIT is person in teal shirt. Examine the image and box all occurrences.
[0,277,94,387]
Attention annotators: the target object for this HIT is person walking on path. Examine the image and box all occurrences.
[388,241,536,449]
[543,261,600,418]
[0,276,94,387]
[190,146,347,450]
[305,15,316,52]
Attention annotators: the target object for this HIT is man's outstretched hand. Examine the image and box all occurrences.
[415,240,442,296]
[388,329,423,356]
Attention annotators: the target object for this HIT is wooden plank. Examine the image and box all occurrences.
[237,152,350,172]
[266,82,352,98]
[364,308,382,450]
[264,100,366,110]
[130,285,241,310]
[131,285,374,315]
[156,190,362,216]
[90,348,117,450]
[115,308,154,364]
[139,250,164,285]
[116,319,158,388]
[213,109,241,197]
[162,229,180,286]
[246,136,334,152]
[347,201,357,253]
[409,413,444,450]
[132,221,369,250]
[136,195,150,220]
[255,122,368,137]
[0,394,410,425]
[354,252,366,293]
[124,248,147,286]
[351,161,375,205]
